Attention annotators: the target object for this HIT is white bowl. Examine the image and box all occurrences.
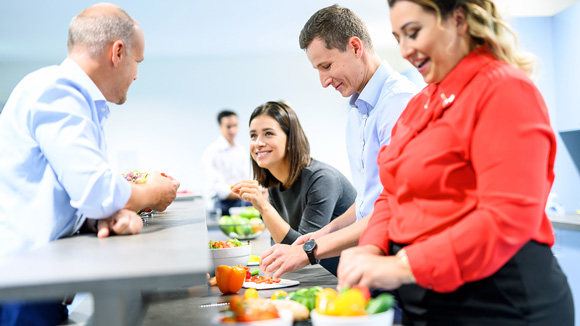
[209,243,252,274]
[212,308,293,326]
[310,309,394,326]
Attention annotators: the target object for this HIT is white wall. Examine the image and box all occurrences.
[102,53,355,193]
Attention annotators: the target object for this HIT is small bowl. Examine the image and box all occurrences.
[310,309,394,326]
[209,243,252,274]
[212,309,293,326]
[218,215,266,240]
[218,222,265,240]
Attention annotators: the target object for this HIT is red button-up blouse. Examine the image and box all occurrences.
[359,47,557,292]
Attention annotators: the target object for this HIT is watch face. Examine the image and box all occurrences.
[303,240,316,252]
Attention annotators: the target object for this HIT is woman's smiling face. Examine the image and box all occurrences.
[249,114,288,171]
[390,0,470,84]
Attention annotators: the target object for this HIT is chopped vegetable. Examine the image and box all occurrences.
[365,293,395,315]
[271,290,288,300]
[208,276,217,286]
[208,238,245,249]
[223,297,280,322]
[244,288,260,299]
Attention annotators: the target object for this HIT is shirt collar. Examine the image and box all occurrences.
[60,58,110,123]
[349,62,394,113]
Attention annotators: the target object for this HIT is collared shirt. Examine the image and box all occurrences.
[347,62,419,220]
[201,135,250,205]
[359,48,556,292]
[0,58,131,263]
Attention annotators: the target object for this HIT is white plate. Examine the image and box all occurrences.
[243,279,300,290]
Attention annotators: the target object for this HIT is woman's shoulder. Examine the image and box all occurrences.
[305,159,342,175]
[476,58,533,88]
[304,160,352,185]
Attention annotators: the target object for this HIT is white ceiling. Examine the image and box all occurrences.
[0,0,578,63]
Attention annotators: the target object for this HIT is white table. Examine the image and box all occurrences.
[0,198,210,326]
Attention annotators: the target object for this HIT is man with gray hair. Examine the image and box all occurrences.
[0,3,179,325]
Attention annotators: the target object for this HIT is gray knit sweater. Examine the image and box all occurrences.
[268,159,356,244]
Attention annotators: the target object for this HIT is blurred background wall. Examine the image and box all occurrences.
[1,0,579,212]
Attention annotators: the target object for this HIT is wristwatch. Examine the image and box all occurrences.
[302,239,318,265]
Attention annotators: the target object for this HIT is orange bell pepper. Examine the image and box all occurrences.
[216,265,246,294]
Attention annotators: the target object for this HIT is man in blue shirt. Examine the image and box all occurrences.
[0,4,179,325]
[261,4,418,276]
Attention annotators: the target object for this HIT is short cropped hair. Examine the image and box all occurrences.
[299,4,373,52]
[217,110,237,125]
[250,101,311,188]
[68,6,136,57]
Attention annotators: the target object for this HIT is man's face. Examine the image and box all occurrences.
[220,115,239,144]
[306,37,365,97]
[112,25,145,104]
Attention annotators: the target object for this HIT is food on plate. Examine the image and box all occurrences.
[351,285,371,303]
[121,170,169,216]
[243,288,260,300]
[365,293,395,315]
[246,275,281,284]
[315,288,338,314]
[232,215,253,236]
[270,299,310,322]
[249,218,265,233]
[215,265,246,294]
[271,290,288,300]
[235,264,259,281]
[249,254,261,263]
[315,286,394,316]
[218,215,235,235]
[208,239,246,249]
[221,297,280,322]
[239,207,260,219]
[281,286,322,312]
[218,207,265,240]
[122,170,148,184]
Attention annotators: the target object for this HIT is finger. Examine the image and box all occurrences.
[292,235,308,245]
[131,215,144,234]
[97,219,110,238]
[260,247,275,263]
[272,265,286,279]
[112,215,130,235]
[263,258,283,277]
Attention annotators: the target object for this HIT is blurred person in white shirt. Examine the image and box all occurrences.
[202,110,251,216]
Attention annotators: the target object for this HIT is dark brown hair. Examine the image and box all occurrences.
[250,101,311,189]
[299,4,373,52]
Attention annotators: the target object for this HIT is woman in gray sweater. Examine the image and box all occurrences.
[232,101,356,274]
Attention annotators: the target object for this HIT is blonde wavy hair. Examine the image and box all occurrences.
[388,0,537,77]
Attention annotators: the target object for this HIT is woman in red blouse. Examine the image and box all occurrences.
[337,0,574,324]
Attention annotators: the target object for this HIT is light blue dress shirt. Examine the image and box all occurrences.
[0,59,132,263]
[347,62,419,220]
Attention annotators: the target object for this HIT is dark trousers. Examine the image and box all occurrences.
[0,301,68,326]
[218,199,247,216]
[389,241,574,326]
